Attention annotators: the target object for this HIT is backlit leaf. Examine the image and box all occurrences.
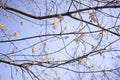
[53,21,59,29]
[65,23,69,30]
[98,50,103,56]
[86,55,90,61]
[13,31,19,37]
[89,12,96,22]
[105,31,109,35]
[32,46,37,53]
[58,14,63,20]
[79,26,83,31]
[0,23,4,29]
[57,58,61,62]
[43,41,47,46]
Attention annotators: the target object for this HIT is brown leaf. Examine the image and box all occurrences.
[32,46,37,53]
[0,23,4,29]
[116,25,120,32]
[52,21,59,29]
[21,21,25,26]
[78,59,83,65]
[13,31,19,37]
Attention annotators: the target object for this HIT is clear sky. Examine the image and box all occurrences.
[0,0,120,80]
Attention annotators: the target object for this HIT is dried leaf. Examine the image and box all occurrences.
[65,23,69,30]
[86,55,90,61]
[75,38,80,43]
[10,58,13,64]
[105,31,109,35]
[46,55,50,61]
[78,59,83,65]
[0,23,4,29]
[89,12,96,22]
[57,35,62,39]
[57,58,61,62]
[90,64,94,70]
[79,26,83,31]
[116,25,120,32]
[55,77,61,80]
[53,21,59,29]
[21,21,25,26]
[115,0,120,4]
[91,45,95,50]
[43,41,47,46]
[103,70,107,77]
[58,14,63,20]
[99,32,103,37]
[32,46,37,53]
[13,31,19,37]
[98,50,103,56]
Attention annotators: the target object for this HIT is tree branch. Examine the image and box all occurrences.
[0,5,120,20]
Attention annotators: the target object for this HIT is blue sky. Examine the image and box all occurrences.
[0,0,120,80]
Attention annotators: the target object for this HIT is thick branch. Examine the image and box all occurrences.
[0,5,120,19]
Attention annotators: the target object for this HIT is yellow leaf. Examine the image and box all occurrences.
[0,23,4,28]
[32,46,37,53]
[10,58,13,64]
[57,58,61,62]
[53,21,59,29]
[105,31,109,35]
[13,31,19,37]
[57,35,62,39]
[81,30,87,39]
[65,23,69,30]
[55,77,61,80]
[79,26,83,31]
